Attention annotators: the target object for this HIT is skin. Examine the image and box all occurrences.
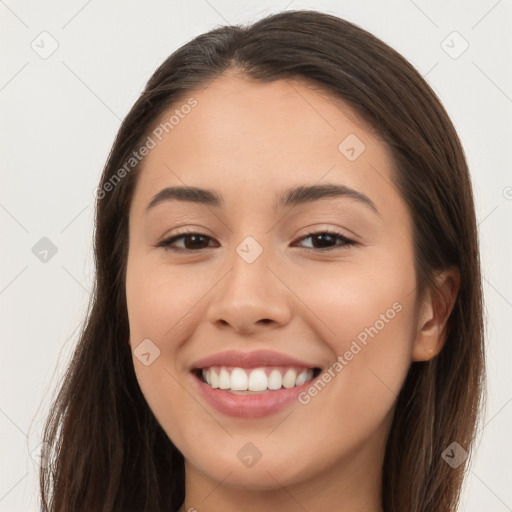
[125,71,459,512]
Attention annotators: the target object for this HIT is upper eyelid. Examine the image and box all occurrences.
[162,223,356,239]
[162,228,353,240]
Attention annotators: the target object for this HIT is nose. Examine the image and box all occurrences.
[205,246,292,335]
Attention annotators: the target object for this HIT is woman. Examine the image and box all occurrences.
[40,9,485,512]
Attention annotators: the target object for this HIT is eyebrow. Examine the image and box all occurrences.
[146,183,379,215]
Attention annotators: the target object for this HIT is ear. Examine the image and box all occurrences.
[412,267,460,361]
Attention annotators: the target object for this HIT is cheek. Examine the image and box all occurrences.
[302,313,413,460]
[288,254,416,351]
[291,259,417,441]
[125,256,218,429]
[125,256,204,443]
[125,256,210,350]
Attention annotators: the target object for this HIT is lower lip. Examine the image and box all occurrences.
[191,372,314,418]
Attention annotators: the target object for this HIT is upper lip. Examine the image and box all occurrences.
[190,349,320,370]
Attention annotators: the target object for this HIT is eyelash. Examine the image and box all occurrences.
[156,228,357,254]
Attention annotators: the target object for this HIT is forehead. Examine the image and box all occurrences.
[130,72,399,217]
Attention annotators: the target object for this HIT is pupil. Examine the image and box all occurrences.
[182,233,336,250]
[315,233,334,248]
[186,235,208,249]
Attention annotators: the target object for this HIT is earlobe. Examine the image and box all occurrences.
[412,267,460,362]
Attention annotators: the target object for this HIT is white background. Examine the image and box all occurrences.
[1,1,511,510]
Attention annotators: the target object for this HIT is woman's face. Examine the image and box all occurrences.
[125,72,424,494]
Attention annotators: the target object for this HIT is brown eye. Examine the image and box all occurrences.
[157,232,217,251]
[294,231,356,253]
[156,230,356,253]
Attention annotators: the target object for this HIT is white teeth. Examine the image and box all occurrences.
[248,369,267,391]
[219,368,231,389]
[230,367,248,390]
[295,369,310,386]
[200,366,315,392]
[210,368,219,388]
[282,368,297,388]
[268,369,282,390]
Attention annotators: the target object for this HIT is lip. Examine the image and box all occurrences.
[190,371,316,418]
[189,349,321,418]
[190,349,318,371]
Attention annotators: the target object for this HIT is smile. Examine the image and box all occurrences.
[195,366,321,394]
[189,349,323,417]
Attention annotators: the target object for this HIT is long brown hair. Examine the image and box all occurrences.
[40,10,485,511]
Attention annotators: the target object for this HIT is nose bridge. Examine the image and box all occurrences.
[205,233,291,331]
[223,234,273,308]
